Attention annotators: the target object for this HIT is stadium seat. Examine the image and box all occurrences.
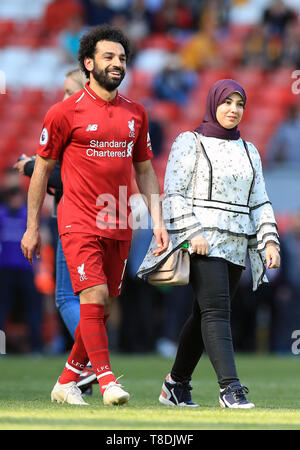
[139,33,177,51]
[232,67,266,89]
[229,24,255,40]
[149,101,181,123]
[182,96,206,122]
[199,68,232,90]
[130,70,155,90]
[276,213,293,234]
[243,105,285,126]
[267,67,297,87]
[125,70,154,101]
[258,86,295,108]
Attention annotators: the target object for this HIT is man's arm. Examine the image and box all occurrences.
[21,155,56,264]
[14,156,63,190]
[134,159,169,256]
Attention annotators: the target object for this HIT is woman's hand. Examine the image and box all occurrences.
[265,242,280,269]
[152,226,170,257]
[190,234,209,255]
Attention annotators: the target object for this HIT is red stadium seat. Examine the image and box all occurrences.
[0,20,15,35]
[276,214,293,234]
[199,68,232,90]
[130,70,155,88]
[182,96,206,122]
[243,105,285,126]
[258,86,295,107]
[230,24,255,40]
[125,85,152,102]
[149,101,181,123]
[232,68,266,89]
[139,33,177,51]
[16,136,39,157]
[267,67,297,87]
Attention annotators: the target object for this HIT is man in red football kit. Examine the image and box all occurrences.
[21,25,169,406]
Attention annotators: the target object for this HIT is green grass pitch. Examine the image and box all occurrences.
[0,353,299,430]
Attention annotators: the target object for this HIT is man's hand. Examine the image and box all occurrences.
[13,155,32,175]
[265,242,280,269]
[152,226,169,257]
[134,160,169,257]
[20,155,55,264]
[190,234,209,255]
[21,228,41,265]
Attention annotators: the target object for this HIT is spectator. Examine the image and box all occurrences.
[107,0,130,11]
[125,0,154,43]
[140,0,164,13]
[148,115,164,156]
[281,22,300,68]
[0,170,43,353]
[270,212,300,352]
[241,23,282,69]
[152,0,194,33]
[42,0,84,34]
[231,263,258,352]
[118,207,157,353]
[153,54,197,105]
[156,284,194,358]
[262,0,296,38]
[59,16,86,63]
[265,104,300,167]
[118,196,193,356]
[179,5,222,71]
[81,0,117,26]
[231,258,282,353]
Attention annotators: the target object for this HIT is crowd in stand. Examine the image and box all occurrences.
[43,0,300,70]
[1,0,300,355]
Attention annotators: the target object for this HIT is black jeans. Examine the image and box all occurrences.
[171,255,242,389]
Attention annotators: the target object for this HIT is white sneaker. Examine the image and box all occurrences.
[103,380,130,406]
[51,380,89,405]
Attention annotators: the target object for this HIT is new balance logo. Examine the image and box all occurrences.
[77,263,88,281]
[86,124,98,131]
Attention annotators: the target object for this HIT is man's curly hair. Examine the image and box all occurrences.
[78,25,131,79]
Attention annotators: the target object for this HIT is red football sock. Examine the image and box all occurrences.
[59,324,89,384]
[80,304,115,395]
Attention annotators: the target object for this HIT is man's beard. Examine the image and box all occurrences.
[92,64,125,92]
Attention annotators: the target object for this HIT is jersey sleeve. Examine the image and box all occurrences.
[37,102,72,160]
[132,105,153,162]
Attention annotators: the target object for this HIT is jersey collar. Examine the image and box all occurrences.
[84,82,119,107]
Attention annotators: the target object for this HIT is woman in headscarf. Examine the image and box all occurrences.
[138,79,280,408]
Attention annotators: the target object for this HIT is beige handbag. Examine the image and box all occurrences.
[147,133,201,287]
[147,245,190,286]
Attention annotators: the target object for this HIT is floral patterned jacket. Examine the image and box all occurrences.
[137,131,280,290]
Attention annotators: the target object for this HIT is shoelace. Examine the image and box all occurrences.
[107,375,125,389]
[65,383,84,402]
[229,385,249,403]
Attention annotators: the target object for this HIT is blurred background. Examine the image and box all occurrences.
[0,0,300,357]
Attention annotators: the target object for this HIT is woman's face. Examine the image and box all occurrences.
[63,76,82,100]
[216,92,245,129]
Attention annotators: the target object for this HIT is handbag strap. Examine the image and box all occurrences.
[190,131,201,208]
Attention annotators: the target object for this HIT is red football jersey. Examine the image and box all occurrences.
[37,83,153,240]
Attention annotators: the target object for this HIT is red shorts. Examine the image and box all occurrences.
[60,233,131,297]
